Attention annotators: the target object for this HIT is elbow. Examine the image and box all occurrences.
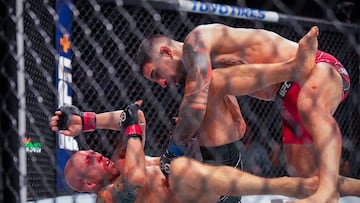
[190,107,206,128]
[173,136,188,146]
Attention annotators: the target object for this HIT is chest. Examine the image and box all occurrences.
[135,167,177,203]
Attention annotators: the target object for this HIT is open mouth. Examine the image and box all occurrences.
[103,158,113,170]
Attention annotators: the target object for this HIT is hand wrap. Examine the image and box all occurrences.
[58,105,96,132]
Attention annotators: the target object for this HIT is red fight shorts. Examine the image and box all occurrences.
[277,51,350,144]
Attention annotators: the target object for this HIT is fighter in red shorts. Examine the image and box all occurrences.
[137,23,359,202]
[278,51,350,145]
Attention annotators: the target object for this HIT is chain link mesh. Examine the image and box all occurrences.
[0,0,359,201]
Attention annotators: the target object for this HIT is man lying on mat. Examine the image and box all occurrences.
[59,102,317,203]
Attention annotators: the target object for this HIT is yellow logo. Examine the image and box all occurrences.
[60,34,71,53]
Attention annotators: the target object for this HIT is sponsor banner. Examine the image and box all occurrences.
[55,0,79,192]
[179,0,280,23]
[24,138,42,154]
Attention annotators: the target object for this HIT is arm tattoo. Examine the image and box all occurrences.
[173,42,212,143]
[112,175,141,202]
[183,43,211,104]
[183,43,211,80]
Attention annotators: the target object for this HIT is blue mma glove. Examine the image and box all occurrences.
[160,137,186,177]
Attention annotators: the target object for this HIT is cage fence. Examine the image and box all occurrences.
[0,0,359,202]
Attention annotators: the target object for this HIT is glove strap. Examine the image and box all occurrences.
[83,112,96,132]
[125,124,143,141]
[168,139,186,156]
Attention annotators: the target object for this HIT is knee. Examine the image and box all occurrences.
[170,157,204,182]
[296,88,331,119]
[170,157,186,175]
[170,157,193,181]
[297,91,316,111]
[297,97,319,122]
[297,95,338,125]
[169,157,196,191]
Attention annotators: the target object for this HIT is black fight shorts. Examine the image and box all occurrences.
[200,139,244,203]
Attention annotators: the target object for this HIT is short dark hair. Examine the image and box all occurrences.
[135,34,167,75]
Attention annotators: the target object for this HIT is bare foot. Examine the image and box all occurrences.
[283,176,318,199]
[293,26,319,84]
[287,189,340,203]
[287,195,339,203]
[299,176,319,198]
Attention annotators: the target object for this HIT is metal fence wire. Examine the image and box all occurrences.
[0,0,359,202]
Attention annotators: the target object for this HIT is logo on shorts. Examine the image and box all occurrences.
[278,81,292,98]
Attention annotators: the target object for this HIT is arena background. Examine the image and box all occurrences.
[0,0,359,202]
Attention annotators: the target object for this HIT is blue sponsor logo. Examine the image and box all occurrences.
[187,0,278,21]
[191,1,265,20]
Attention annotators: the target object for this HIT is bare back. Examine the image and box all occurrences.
[186,23,297,65]
[185,23,299,100]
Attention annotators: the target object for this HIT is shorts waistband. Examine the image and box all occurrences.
[200,139,243,169]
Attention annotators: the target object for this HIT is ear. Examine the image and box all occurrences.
[159,46,173,58]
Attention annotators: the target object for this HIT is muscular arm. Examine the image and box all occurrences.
[51,107,147,145]
[51,109,125,137]
[123,109,147,187]
[102,109,147,202]
[123,137,147,187]
[173,42,212,146]
[98,110,146,133]
[96,110,124,130]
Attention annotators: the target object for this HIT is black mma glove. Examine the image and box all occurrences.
[160,137,187,177]
[58,105,96,132]
[120,103,142,140]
